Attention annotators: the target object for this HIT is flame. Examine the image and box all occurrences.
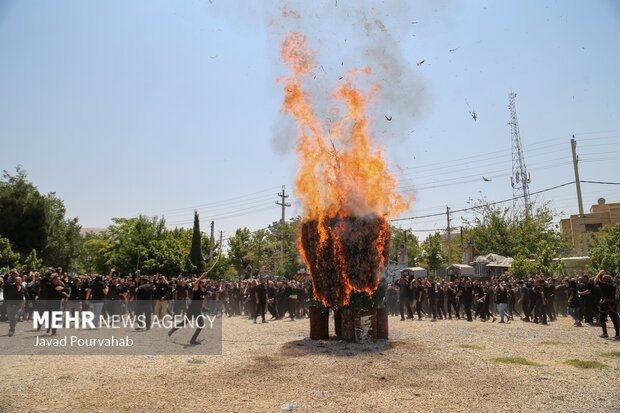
[280,31,409,307]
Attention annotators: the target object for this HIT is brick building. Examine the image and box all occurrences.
[559,199,620,254]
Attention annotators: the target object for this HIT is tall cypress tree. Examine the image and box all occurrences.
[190,210,204,276]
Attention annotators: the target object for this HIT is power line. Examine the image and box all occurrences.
[390,181,576,223]
[581,180,620,185]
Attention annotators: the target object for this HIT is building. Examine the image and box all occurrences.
[559,199,620,254]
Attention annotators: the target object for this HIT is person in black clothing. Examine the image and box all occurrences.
[577,274,595,325]
[593,270,619,339]
[477,285,497,322]
[106,277,124,316]
[517,281,530,321]
[267,280,278,320]
[276,282,288,320]
[426,276,438,321]
[174,278,189,316]
[48,273,69,335]
[86,276,108,327]
[496,282,509,323]
[65,277,83,316]
[566,279,582,327]
[446,282,459,319]
[473,280,484,319]
[169,272,207,345]
[134,276,153,330]
[254,277,268,323]
[437,282,446,320]
[4,271,25,337]
[397,275,411,321]
[154,275,170,319]
[462,280,473,322]
[544,279,556,321]
[532,279,548,325]
[386,283,398,317]
[414,278,425,320]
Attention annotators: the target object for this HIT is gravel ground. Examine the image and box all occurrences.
[0,315,618,412]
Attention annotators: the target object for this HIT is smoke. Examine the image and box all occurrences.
[268,0,435,154]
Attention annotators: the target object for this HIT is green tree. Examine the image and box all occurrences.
[189,211,204,276]
[463,199,571,260]
[0,167,51,255]
[421,232,445,273]
[144,228,193,276]
[388,227,421,266]
[509,253,536,279]
[247,228,272,273]
[20,249,43,272]
[273,218,304,277]
[227,227,252,275]
[0,235,20,268]
[0,167,82,269]
[107,215,166,274]
[588,223,620,274]
[77,232,115,274]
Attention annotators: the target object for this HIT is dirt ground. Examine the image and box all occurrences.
[1,315,618,412]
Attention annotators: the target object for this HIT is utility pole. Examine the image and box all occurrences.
[446,206,452,265]
[571,135,588,254]
[460,227,465,265]
[403,229,410,267]
[209,221,215,260]
[276,185,291,262]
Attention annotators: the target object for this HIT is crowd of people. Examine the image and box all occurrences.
[1,267,619,341]
[386,271,620,340]
[0,267,312,341]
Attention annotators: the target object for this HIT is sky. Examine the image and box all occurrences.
[1,0,619,244]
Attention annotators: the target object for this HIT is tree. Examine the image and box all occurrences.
[0,235,20,268]
[463,199,572,260]
[510,253,536,279]
[227,227,252,275]
[421,232,445,273]
[0,167,82,269]
[588,223,620,274]
[77,232,115,274]
[189,211,204,276]
[106,215,166,274]
[20,249,43,272]
[388,227,421,266]
[273,218,304,277]
[0,167,51,255]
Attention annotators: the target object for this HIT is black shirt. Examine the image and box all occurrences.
[155,281,169,300]
[256,284,268,303]
[90,280,107,301]
[599,281,616,300]
[3,275,25,301]
[135,283,153,300]
[496,287,508,304]
[427,282,436,299]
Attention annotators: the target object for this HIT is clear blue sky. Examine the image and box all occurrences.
[1,0,619,243]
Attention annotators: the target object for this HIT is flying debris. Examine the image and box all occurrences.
[482,176,492,182]
[209,55,217,59]
[385,115,392,121]
[465,99,477,121]
[449,47,459,52]
[416,60,425,66]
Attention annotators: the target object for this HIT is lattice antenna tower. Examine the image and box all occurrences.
[508,92,531,215]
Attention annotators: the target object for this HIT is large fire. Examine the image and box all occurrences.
[280,31,409,307]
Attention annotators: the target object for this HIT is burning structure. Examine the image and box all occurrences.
[279,30,409,342]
